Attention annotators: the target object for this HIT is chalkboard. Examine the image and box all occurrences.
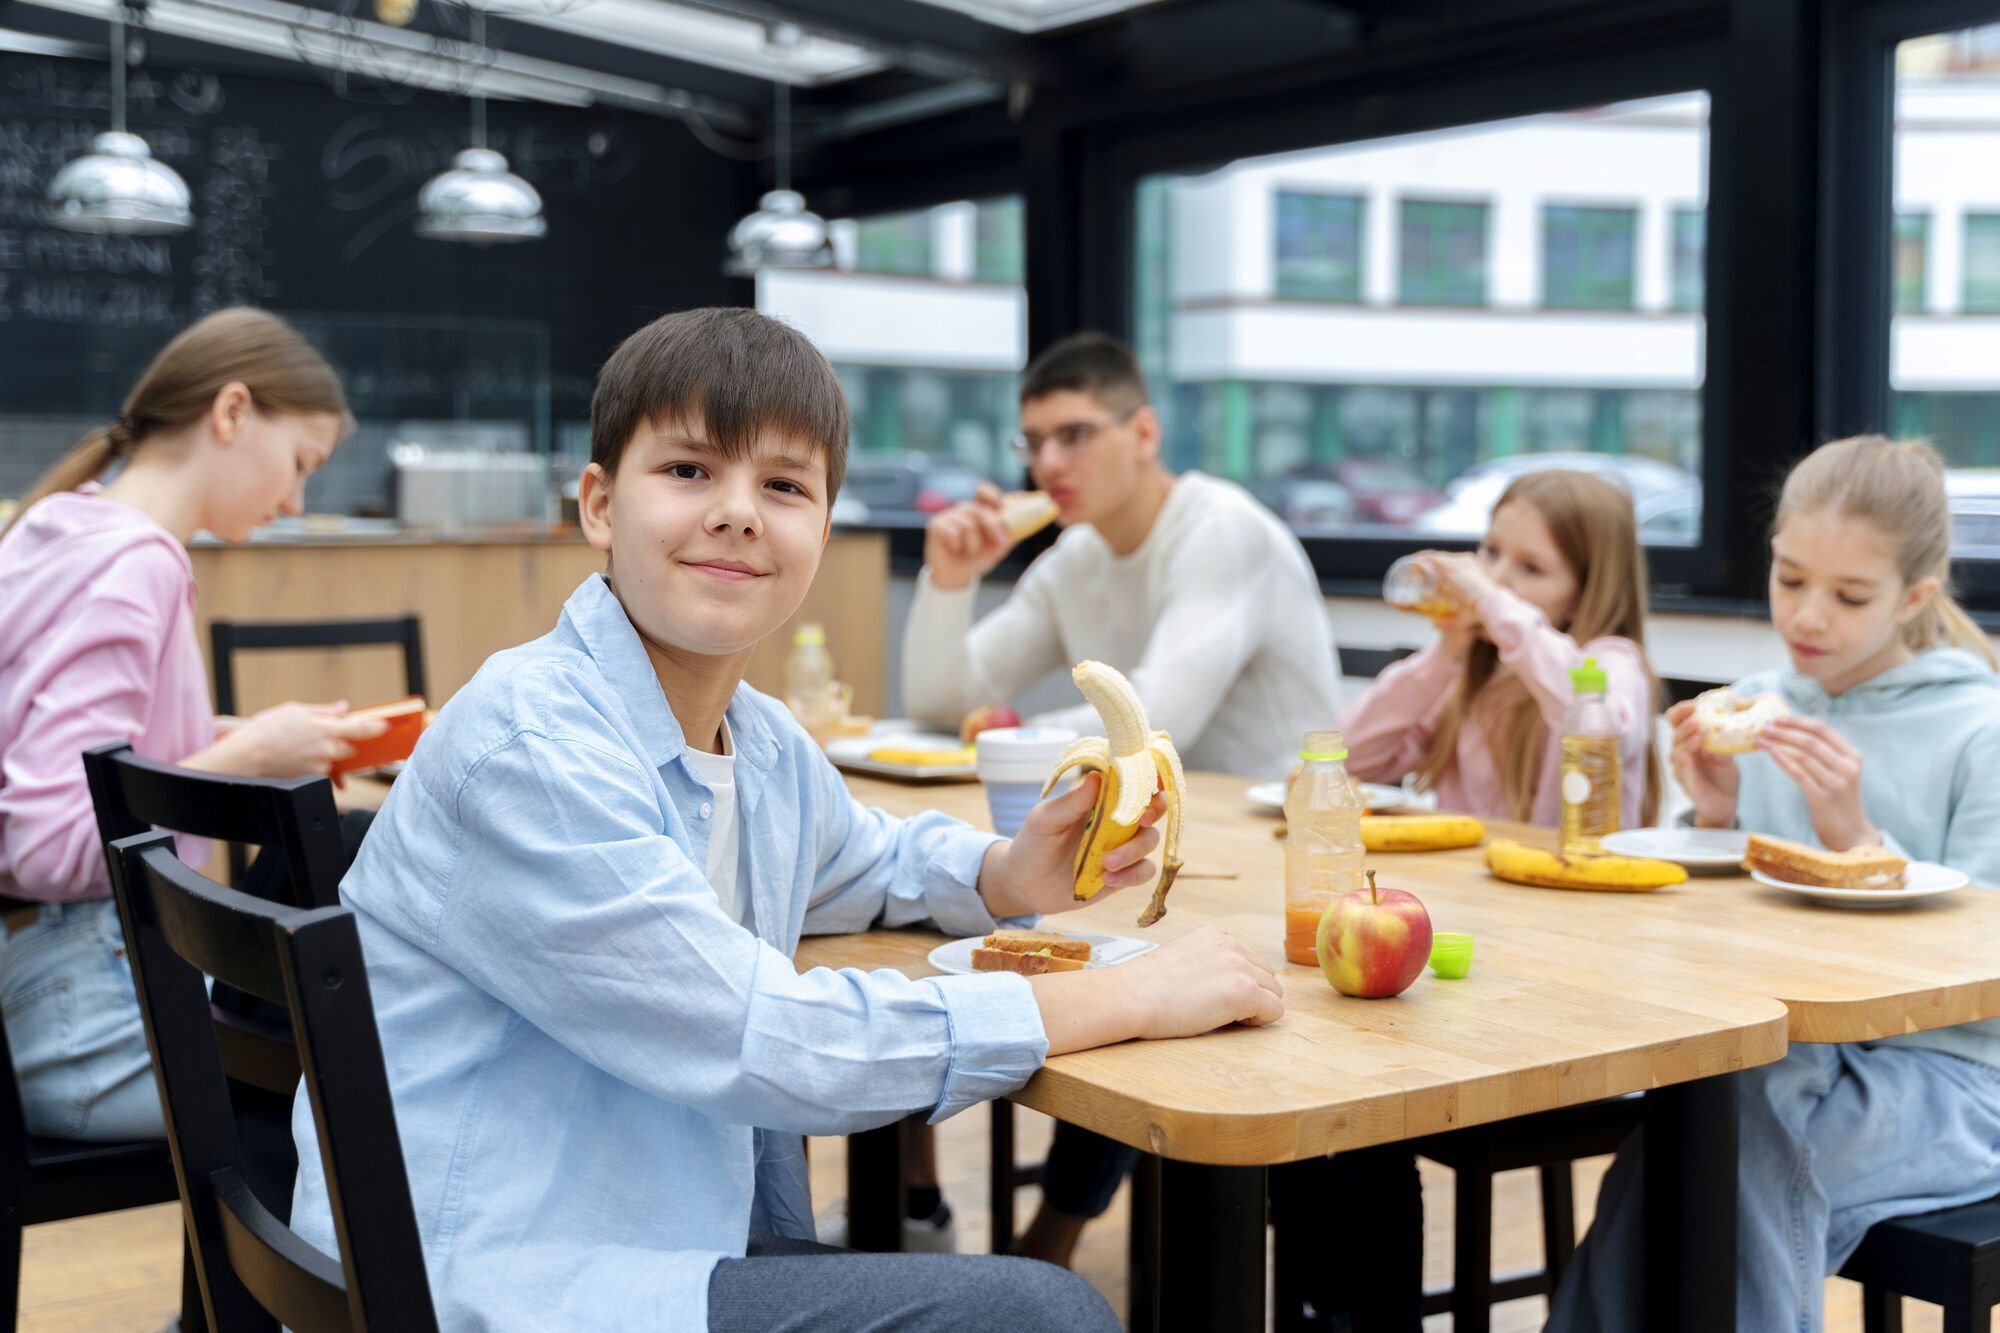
[0,51,756,433]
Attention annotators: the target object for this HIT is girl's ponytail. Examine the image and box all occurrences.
[0,308,348,543]
[1918,592,1998,670]
[2,424,125,541]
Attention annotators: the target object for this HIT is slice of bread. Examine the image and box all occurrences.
[981,930,1093,962]
[972,947,1086,975]
[1000,491,1059,541]
[1743,833,1907,889]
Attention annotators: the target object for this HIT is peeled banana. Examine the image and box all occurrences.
[1484,838,1687,892]
[1361,814,1486,853]
[1041,661,1186,926]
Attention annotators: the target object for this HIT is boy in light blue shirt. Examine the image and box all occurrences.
[289,308,1284,1331]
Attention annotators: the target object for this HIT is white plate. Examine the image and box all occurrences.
[824,732,978,783]
[1600,827,1749,870]
[1749,861,1970,908]
[1242,780,1436,815]
[928,932,1159,976]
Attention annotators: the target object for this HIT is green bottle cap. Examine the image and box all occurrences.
[794,624,827,646]
[1570,657,1607,693]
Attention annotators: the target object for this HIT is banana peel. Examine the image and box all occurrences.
[1042,661,1186,926]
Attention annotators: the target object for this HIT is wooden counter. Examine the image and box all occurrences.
[187,530,888,717]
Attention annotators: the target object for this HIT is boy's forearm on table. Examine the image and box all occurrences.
[1030,968,1144,1056]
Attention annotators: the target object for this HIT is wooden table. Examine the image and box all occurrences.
[800,771,2000,1332]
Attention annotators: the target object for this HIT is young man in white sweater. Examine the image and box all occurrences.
[903,332,1341,779]
[895,333,1343,1267]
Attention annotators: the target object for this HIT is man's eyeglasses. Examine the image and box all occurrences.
[1008,405,1141,465]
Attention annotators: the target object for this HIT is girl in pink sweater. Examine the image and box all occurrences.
[0,308,384,1140]
[1342,469,1660,827]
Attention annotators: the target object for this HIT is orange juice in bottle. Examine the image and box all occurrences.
[1283,730,1366,966]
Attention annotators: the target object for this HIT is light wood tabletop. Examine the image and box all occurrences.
[800,771,1797,1167]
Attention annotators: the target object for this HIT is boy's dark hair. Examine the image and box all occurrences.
[590,307,850,498]
[1019,331,1149,412]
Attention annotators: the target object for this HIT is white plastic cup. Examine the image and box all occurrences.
[974,726,1079,838]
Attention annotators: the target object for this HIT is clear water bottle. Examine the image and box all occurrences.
[785,623,835,736]
[1558,657,1621,854]
[1284,729,1366,967]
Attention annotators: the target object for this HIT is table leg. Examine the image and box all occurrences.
[1127,1153,1161,1333]
[845,1119,907,1253]
[1644,1073,1738,1332]
[1156,1158,1265,1333]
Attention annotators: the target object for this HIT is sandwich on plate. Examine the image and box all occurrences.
[971,929,1093,975]
[1742,833,1908,890]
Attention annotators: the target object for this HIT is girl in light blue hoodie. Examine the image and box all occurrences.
[1552,435,2000,1333]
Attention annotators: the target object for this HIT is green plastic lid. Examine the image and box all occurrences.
[1570,657,1607,694]
[793,623,827,646]
[1298,748,1349,762]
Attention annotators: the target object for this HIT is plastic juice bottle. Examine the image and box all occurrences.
[785,623,836,736]
[1558,657,1621,854]
[1283,729,1366,966]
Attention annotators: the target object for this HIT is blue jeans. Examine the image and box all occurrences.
[1549,1043,2000,1333]
[0,898,160,1141]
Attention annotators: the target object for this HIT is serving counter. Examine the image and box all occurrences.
[186,528,888,717]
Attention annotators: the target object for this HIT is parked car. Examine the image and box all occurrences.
[1412,452,1701,538]
[841,452,1000,526]
[1335,458,1447,526]
[1249,471,1362,531]
[1947,469,2000,557]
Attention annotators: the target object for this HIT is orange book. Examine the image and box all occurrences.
[328,696,430,778]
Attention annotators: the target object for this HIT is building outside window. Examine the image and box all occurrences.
[854,211,934,277]
[1398,199,1489,306]
[1274,191,1364,301]
[974,199,1024,285]
[1671,207,1704,311]
[1895,212,1930,313]
[1543,205,1637,309]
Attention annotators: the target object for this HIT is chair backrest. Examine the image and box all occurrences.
[109,831,436,1333]
[209,617,426,718]
[82,742,347,909]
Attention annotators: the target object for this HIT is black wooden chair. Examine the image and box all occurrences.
[80,741,350,1327]
[209,615,425,885]
[0,996,179,1330]
[1408,1098,1642,1331]
[1839,1194,2000,1333]
[108,830,436,1332]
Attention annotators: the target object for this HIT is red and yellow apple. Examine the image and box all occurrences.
[1317,870,1433,998]
[960,704,1022,744]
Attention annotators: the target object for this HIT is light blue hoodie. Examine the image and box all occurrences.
[1731,647,2000,1070]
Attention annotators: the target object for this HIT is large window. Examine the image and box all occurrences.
[1275,191,1364,301]
[758,199,1026,525]
[1135,94,1709,544]
[1890,26,2000,559]
[1543,205,1638,309]
[1398,200,1489,306]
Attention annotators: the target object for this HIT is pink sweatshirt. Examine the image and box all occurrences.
[1340,587,1652,828]
[0,487,212,901]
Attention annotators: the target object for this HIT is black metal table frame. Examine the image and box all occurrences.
[845,1071,1740,1332]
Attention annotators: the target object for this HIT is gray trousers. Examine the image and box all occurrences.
[708,1235,1120,1333]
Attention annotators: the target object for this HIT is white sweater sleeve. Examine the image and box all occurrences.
[1029,519,1268,748]
[901,562,1070,730]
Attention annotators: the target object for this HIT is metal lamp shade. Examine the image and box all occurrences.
[724,189,833,275]
[45,130,193,236]
[415,147,546,244]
